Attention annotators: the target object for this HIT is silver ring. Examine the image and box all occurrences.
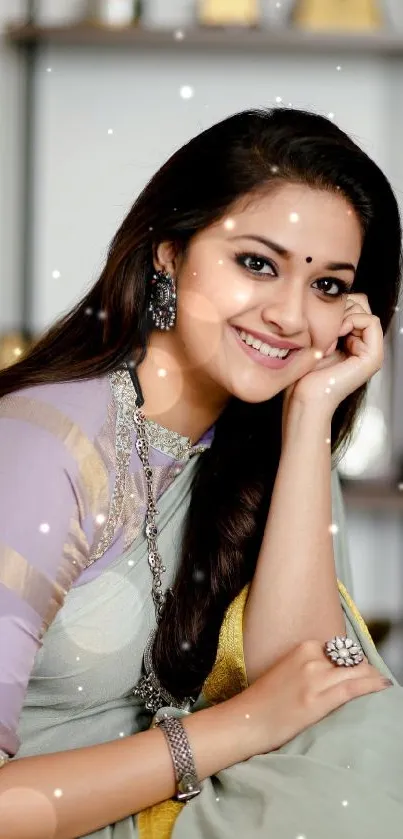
[324,636,364,667]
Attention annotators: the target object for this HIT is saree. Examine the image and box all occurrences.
[138,469,403,839]
[14,459,403,838]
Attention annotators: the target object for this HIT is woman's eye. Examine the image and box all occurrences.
[236,253,276,276]
[314,278,349,297]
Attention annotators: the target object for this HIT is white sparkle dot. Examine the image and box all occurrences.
[85,307,93,316]
[46,67,52,73]
[326,437,331,445]
[289,212,299,223]
[130,493,135,499]
[296,835,306,839]
[13,347,22,357]
[181,641,191,651]
[329,377,336,385]
[245,713,250,719]
[275,96,283,103]
[39,522,50,534]
[108,128,114,135]
[193,271,197,276]
[346,764,351,769]
[276,2,281,7]
[180,85,194,99]
[271,165,279,174]
[325,387,331,394]
[400,327,403,334]
[76,656,80,661]
[314,350,323,359]
[395,305,400,312]
[218,259,224,265]
[174,29,184,40]
[157,368,167,377]
[95,514,105,525]
[128,559,134,567]
[223,218,236,230]
[342,800,349,807]
[78,686,83,692]
[329,523,339,534]
[97,309,107,320]
[52,269,61,279]
[216,796,220,802]
[53,789,63,798]
[328,112,335,120]
[336,65,342,71]
[119,731,125,738]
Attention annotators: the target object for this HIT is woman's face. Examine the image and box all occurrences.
[156,182,363,406]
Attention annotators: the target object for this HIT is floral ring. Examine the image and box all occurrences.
[324,635,365,667]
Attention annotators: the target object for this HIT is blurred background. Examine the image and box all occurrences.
[1,0,403,677]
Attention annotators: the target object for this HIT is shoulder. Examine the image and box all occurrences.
[0,375,112,441]
[0,375,115,524]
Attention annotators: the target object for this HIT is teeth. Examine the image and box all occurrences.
[239,330,290,358]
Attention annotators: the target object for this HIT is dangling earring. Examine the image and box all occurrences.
[148,270,177,331]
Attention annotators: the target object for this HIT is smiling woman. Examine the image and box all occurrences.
[0,108,403,839]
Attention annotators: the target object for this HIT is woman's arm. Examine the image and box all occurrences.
[243,399,346,683]
[0,700,253,839]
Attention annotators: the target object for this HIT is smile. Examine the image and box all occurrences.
[232,327,299,369]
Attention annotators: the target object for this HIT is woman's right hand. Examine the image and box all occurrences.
[233,639,393,758]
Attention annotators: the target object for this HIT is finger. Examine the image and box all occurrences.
[340,312,374,333]
[344,334,367,356]
[344,302,369,316]
[320,673,392,715]
[319,659,374,689]
[346,294,372,314]
[339,313,383,348]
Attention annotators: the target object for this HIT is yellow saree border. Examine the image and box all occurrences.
[137,581,374,839]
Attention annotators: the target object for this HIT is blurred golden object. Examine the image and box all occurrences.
[0,332,30,369]
[293,0,382,30]
[198,0,259,26]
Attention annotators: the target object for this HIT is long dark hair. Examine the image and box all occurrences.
[1,108,401,701]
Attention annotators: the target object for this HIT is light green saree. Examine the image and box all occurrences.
[16,458,403,838]
[138,469,403,839]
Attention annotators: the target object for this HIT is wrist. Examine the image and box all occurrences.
[283,397,332,446]
[182,697,256,776]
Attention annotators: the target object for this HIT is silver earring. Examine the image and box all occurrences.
[148,270,177,331]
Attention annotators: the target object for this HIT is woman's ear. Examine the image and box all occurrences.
[154,241,180,276]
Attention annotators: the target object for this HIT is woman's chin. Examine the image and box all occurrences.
[228,376,284,405]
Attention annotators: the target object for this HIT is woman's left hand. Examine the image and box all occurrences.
[284,294,384,419]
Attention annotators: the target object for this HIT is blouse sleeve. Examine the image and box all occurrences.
[0,397,96,760]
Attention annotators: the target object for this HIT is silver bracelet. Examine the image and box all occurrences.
[156,715,202,803]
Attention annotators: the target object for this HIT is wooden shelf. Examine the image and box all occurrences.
[6,23,403,56]
[341,478,403,512]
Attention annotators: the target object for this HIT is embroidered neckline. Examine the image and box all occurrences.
[109,368,213,462]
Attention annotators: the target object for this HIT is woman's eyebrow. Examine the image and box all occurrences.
[229,234,356,274]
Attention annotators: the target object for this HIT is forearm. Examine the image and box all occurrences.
[0,700,252,839]
[243,399,345,683]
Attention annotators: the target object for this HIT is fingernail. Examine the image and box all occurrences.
[382,679,394,687]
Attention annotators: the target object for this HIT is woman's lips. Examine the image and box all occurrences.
[231,326,299,369]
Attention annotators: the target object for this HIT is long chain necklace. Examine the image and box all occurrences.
[127,362,195,713]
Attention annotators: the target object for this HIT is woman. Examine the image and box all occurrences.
[0,107,402,839]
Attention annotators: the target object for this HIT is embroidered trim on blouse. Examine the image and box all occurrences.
[87,368,211,565]
[87,369,136,565]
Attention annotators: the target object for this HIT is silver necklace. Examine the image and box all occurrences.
[128,363,195,713]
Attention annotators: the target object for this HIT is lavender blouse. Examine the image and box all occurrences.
[0,369,214,758]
